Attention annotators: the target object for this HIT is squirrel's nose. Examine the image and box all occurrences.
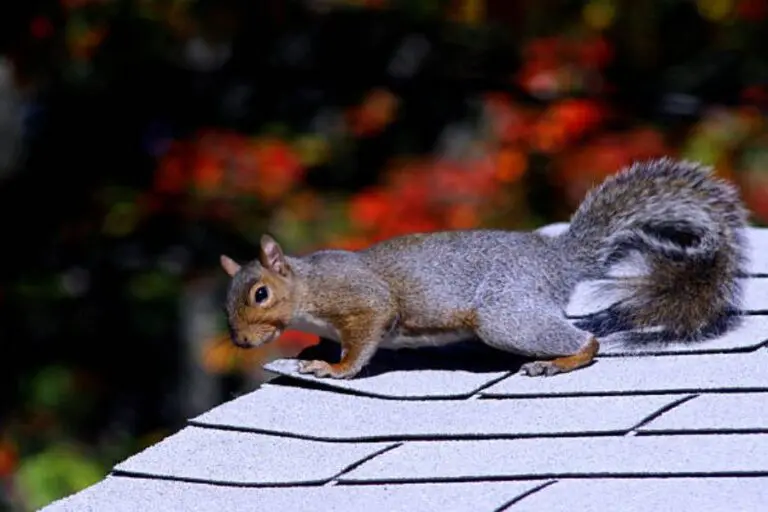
[228,325,251,348]
[232,334,252,348]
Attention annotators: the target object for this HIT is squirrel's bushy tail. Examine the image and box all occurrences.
[562,157,749,339]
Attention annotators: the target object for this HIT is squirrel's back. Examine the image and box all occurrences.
[360,228,565,287]
[356,229,571,330]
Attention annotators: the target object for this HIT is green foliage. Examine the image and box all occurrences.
[15,446,106,511]
[27,367,75,412]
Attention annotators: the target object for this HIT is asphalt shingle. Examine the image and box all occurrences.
[745,227,768,275]
[264,359,510,399]
[339,434,768,483]
[112,426,395,486]
[480,350,768,398]
[191,383,687,441]
[41,224,768,512]
[510,478,768,512]
[42,476,550,512]
[638,392,768,434]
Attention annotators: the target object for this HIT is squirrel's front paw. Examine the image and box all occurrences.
[519,361,564,377]
[297,360,358,379]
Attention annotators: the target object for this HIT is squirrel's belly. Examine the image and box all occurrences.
[381,330,474,349]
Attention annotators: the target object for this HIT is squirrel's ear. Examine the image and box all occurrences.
[259,234,289,276]
[219,255,241,277]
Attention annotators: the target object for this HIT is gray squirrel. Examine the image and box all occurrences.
[220,157,748,379]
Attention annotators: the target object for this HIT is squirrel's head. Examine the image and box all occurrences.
[219,234,296,349]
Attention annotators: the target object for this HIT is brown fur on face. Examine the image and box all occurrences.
[220,235,296,349]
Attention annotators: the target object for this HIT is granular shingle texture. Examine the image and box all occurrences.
[42,477,550,512]
[41,225,768,512]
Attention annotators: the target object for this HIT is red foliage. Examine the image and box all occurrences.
[738,0,768,20]
[153,130,306,202]
[742,85,768,109]
[250,138,305,202]
[0,439,17,478]
[154,142,188,194]
[345,152,513,245]
[350,189,392,230]
[30,17,54,39]
[555,127,670,206]
[495,147,527,183]
[518,35,613,98]
[348,88,399,137]
[742,172,768,220]
[576,36,614,69]
[531,99,607,153]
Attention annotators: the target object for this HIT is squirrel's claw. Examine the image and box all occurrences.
[298,359,357,379]
[519,361,564,377]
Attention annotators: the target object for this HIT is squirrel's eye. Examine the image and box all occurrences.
[252,286,269,304]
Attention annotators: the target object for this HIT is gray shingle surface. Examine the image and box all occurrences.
[42,223,768,512]
[192,384,686,440]
[264,359,509,399]
[745,227,768,275]
[112,426,395,486]
[510,478,768,512]
[340,434,768,483]
[42,476,549,512]
[480,350,768,397]
[638,392,768,434]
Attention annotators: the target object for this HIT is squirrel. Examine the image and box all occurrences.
[219,157,748,379]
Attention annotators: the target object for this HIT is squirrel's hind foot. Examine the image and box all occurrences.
[519,337,600,377]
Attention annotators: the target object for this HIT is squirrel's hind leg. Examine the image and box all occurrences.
[475,308,599,377]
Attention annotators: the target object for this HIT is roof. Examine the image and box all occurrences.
[42,223,768,512]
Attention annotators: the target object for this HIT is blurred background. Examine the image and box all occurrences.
[0,0,767,509]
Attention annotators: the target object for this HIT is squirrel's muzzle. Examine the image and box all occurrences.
[228,325,282,349]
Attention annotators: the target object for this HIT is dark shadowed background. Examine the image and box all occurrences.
[0,0,766,509]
